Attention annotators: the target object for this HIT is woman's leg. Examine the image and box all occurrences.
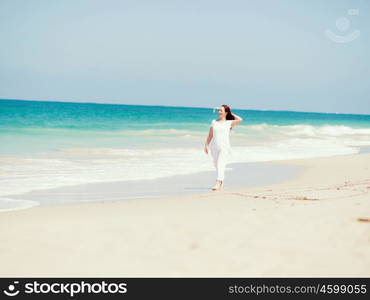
[216,149,228,181]
[210,146,219,169]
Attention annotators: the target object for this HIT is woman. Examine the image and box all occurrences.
[204,105,243,191]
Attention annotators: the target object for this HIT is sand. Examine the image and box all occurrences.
[0,152,369,277]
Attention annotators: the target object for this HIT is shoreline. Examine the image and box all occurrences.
[0,152,369,276]
[2,161,302,211]
[3,145,369,212]
[359,145,370,154]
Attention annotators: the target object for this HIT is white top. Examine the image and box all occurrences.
[210,119,233,150]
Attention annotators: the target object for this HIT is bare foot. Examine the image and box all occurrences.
[212,180,224,191]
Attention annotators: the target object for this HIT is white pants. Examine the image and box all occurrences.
[210,146,229,181]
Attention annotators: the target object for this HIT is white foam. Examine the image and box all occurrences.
[1,123,370,203]
[0,198,39,213]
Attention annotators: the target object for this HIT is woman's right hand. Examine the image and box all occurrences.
[204,145,209,154]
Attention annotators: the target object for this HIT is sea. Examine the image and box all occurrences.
[1,99,370,211]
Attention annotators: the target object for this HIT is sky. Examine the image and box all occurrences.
[0,0,369,114]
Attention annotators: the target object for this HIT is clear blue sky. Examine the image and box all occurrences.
[0,0,369,114]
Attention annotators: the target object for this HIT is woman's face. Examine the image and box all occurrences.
[218,106,226,118]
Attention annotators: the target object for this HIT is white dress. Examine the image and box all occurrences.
[209,119,233,181]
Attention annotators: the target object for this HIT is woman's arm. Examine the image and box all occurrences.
[231,113,243,127]
[204,127,213,154]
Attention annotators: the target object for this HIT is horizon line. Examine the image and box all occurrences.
[1,97,369,117]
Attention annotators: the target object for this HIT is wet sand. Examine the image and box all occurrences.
[0,152,369,277]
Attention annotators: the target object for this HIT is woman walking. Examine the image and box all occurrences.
[204,105,243,191]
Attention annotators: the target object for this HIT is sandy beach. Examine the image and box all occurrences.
[0,152,369,277]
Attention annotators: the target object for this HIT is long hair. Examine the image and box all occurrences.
[222,104,235,120]
[221,104,234,131]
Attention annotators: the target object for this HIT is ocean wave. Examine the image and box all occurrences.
[3,122,370,138]
[115,123,370,140]
[278,124,370,137]
[238,123,370,135]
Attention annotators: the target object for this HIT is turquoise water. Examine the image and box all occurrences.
[1,99,370,154]
[1,98,370,210]
[2,99,370,131]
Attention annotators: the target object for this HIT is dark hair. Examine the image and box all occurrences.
[222,104,235,120]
